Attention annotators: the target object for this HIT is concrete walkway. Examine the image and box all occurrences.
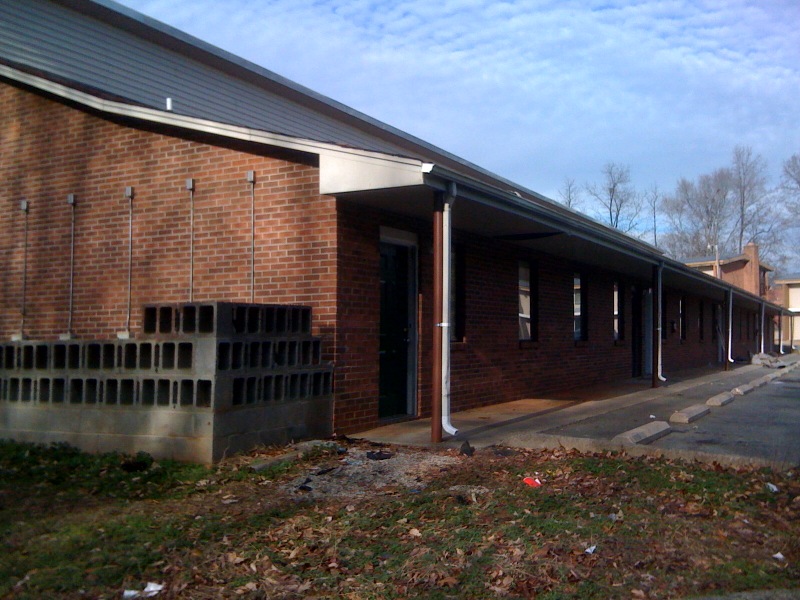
[356,354,800,470]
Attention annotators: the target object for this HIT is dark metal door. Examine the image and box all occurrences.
[379,242,414,418]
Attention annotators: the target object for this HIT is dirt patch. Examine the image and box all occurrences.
[281,444,461,499]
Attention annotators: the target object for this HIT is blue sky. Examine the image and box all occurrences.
[115,0,799,201]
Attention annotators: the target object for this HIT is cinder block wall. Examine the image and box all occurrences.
[0,82,344,445]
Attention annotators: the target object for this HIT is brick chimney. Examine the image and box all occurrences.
[743,242,761,296]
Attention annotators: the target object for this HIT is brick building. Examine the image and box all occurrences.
[685,243,773,298]
[0,0,786,461]
[772,275,800,351]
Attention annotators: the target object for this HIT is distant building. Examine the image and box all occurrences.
[772,275,800,350]
[684,243,773,298]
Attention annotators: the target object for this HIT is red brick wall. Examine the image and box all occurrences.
[0,83,336,342]
[660,292,719,371]
[332,204,381,431]
[331,200,748,433]
[449,240,635,412]
[721,262,748,295]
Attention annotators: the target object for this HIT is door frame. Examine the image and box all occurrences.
[379,227,418,417]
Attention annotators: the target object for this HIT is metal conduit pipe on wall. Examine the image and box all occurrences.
[247,171,256,304]
[186,179,195,302]
[16,200,30,341]
[63,194,77,340]
[120,186,134,339]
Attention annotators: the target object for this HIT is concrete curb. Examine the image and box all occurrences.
[707,391,734,406]
[670,404,710,424]
[624,358,799,439]
[611,421,671,445]
[487,431,796,471]
[498,358,800,467]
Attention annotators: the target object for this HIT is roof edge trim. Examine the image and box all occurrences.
[0,63,423,168]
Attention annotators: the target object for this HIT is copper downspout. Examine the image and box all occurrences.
[431,195,443,443]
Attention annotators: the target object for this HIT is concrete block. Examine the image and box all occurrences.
[611,421,671,445]
[707,391,734,406]
[732,383,753,396]
[149,410,196,437]
[751,375,771,388]
[670,404,711,424]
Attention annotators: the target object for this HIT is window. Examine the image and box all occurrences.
[613,282,624,341]
[679,296,687,341]
[450,246,466,341]
[573,273,587,341]
[518,261,538,341]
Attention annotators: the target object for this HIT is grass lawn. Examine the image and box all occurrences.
[1,439,798,599]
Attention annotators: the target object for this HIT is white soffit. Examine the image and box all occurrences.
[319,152,425,195]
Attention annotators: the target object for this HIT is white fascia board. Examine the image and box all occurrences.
[1,63,419,173]
[319,152,425,194]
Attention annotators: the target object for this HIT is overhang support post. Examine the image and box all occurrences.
[431,195,444,443]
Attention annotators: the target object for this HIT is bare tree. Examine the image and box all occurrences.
[730,145,768,253]
[643,184,661,248]
[659,169,736,259]
[585,163,642,233]
[782,152,800,206]
[659,148,791,270]
[557,177,582,210]
[780,152,800,270]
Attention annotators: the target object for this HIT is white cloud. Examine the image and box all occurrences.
[120,0,800,199]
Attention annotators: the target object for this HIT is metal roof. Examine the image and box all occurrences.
[0,0,557,207]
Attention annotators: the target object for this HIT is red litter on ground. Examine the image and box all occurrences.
[523,477,542,487]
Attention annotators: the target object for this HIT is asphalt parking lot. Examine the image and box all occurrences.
[359,355,800,469]
[651,370,800,466]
